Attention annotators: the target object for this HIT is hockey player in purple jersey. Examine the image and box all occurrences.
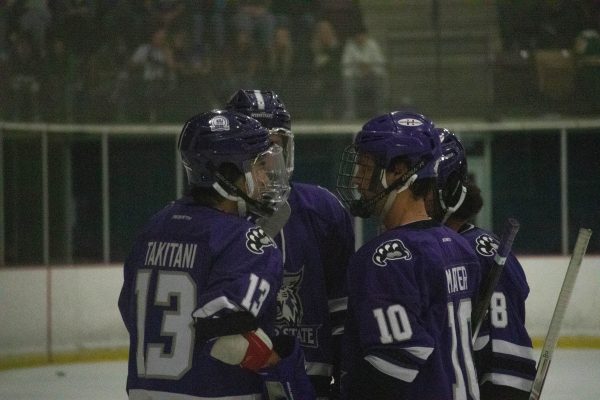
[227,90,355,399]
[338,111,480,400]
[336,111,482,400]
[118,110,315,399]
[433,130,537,400]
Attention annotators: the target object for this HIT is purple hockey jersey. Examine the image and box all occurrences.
[272,183,354,394]
[461,224,537,394]
[118,196,283,399]
[341,220,481,400]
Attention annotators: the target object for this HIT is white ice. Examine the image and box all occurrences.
[0,349,598,399]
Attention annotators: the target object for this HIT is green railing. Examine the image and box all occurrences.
[1,118,599,266]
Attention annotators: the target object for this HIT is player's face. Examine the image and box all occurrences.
[244,144,290,212]
[352,153,379,200]
[268,128,294,177]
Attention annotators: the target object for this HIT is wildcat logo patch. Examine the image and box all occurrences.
[276,269,304,327]
[475,234,498,257]
[274,268,320,348]
[246,227,275,254]
[372,239,412,267]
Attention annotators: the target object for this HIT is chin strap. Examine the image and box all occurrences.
[212,182,247,217]
[349,160,426,218]
[378,171,418,219]
[207,162,275,218]
[439,184,467,224]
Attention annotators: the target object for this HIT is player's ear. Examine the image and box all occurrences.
[390,159,408,178]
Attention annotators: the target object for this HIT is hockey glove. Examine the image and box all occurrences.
[260,335,316,400]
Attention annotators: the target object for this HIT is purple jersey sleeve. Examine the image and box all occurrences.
[342,220,481,400]
[461,224,537,395]
[118,198,283,398]
[273,183,354,395]
[193,223,282,328]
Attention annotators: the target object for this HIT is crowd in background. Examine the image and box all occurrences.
[491,0,600,116]
[1,0,600,123]
[1,0,383,123]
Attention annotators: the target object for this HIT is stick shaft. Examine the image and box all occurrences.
[529,228,593,400]
[472,218,520,341]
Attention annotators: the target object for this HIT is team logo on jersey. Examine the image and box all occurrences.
[372,239,412,267]
[246,227,275,254]
[276,268,304,327]
[209,116,230,131]
[475,233,499,257]
[274,268,320,347]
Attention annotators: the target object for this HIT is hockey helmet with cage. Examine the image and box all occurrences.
[435,128,468,222]
[337,111,441,218]
[226,89,294,176]
[178,109,290,217]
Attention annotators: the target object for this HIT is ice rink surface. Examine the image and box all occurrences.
[0,349,598,399]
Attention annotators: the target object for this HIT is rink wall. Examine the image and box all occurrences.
[1,256,599,366]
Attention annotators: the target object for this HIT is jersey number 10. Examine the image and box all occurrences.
[373,300,479,400]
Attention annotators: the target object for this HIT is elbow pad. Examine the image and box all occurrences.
[210,328,273,372]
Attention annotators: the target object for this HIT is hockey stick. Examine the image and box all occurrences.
[529,228,592,400]
[471,218,520,342]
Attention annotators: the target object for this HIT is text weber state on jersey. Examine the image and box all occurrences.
[144,241,198,269]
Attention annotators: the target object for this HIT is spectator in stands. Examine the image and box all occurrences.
[495,0,542,51]
[107,34,133,123]
[316,0,364,44]
[99,1,144,50]
[51,0,98,59]
[0,4,10,120]
[16,0,51,57]
[129,26,176,122]
[574,28,600,113]
[0,3,8,55]
[170,29,218,119]
[223,31,259,96]
[341,28,388,120]
[7,31,41,121]
[267,25,293,89]
[311,20,342,119]
[156,0,185,30]
[270,0,318,74]
[234,0,275,57]
[86,33,131,122]
[184,0,232,58]
[43,35,71,121]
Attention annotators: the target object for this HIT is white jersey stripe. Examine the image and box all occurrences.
[192,296,241,318]
[480,372,533,392]
[492,339,535,360]
[364,355,419,383]
[403,346,434,361]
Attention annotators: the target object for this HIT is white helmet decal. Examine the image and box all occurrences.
[209,116,230,131]
[398,118,423,127]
